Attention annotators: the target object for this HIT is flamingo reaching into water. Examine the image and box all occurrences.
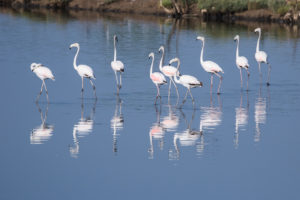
[169,57,203,107]
[111,35,125,94]
[196,36,224,94]
[254,28,271,86]
[148,52,167,104]
[158,46,179,100]
[30,63,55,102]
[234,35,250,90]
[69,43,97,98]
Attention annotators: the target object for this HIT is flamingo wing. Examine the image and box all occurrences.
[162,65,177,76]
[255,51,268,63]
[78,64,95,79]
[203,61,224,73]
[237,56,249,68]
[35,66,55,80]
[151,72,167,85]
[111,60,124,72]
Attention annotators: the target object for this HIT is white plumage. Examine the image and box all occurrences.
[69,42,97,98]
[111,35,124,94]
[196,36,224,94]
[31,62,55,102]
[234,35,250,90]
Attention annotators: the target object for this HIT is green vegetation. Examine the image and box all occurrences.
[198,0,248,13]
[162,0,173,9]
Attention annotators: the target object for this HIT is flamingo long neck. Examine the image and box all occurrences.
[149,56,154,76]
[73,46,79,70]
[236,38,239,59]
[173,60,180,84]
[200,40,204,65]
[256,31,261,53]
[114,38,117,61]
[159,48,164,71]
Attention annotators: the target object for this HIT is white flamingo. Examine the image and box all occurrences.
[234,35,250,90]
[30,63,55,102]
[148,52,167,104]
[169,57,203,106]
[69,43,97,98]
[111,35,125,94]
[196,36,224,94]
[254,28,271,86]
[158,46,179,100]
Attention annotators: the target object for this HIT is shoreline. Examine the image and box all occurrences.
[1,0,300,25]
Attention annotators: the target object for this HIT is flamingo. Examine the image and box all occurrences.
[69,43,97,98]
[30,62,55,103]
[169,57,203,107]
[111,35,125,94]
[254,28,271,86]
[196,36,224,94]
[234,35,250,90]
[110,96,124,154]
[158,46,179,100]
[148,52,167,104]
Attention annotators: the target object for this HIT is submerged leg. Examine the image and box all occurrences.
[267,63,271,86]
[239,68,243,89]
[36,81,44,102]
[89,79,97,99]
[215,73,222,95]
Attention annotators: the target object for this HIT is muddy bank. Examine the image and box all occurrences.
[1,0,300,24]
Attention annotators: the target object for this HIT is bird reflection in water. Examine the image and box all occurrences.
[30,102,54,144]
[169,108,202,160]
[254,85,269,143]
[69,98,97,158]
[161,103,179,132]
[148,104,165,159]
[234,91,249,149]
[110,96,124,155]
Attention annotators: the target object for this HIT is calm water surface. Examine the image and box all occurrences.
[0,9,300,200]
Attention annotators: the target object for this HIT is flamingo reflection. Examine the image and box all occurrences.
[234,91,249,149]
[148,104,165,159]
[170,109,202,160]
[254,86,268,143]
[161,104,179,132]
[69,99,96,158]
[110,97,124,155]
[30,102,54,144]
[199,97,222,133]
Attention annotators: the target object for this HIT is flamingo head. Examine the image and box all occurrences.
[234,35,239,41]
[169,57,179,65]
[158,46,164,53]
[69,43,79,49]
[114,35,118,42]
[196,36,205,42]
[30,63,37,71]
[254,28,261,33]
[148,52,154,59]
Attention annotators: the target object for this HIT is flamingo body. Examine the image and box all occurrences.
[111,60,124,72]
[77,64,95,79]
[150,72,166,85]
[31,63,55,81]
[236,56,249,69]
[255,51,268,63]
[176,75,202,89]
[201,61,223,74]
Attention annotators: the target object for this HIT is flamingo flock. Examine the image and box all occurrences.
[31,28,271,104]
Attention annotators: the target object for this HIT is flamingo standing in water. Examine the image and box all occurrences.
[234,35,250,90]
[169,57,203,107]
[196,36,224,94]
[111,35,125,94]
[69,43,97,98]
[30,63,55,103]
[158,46,179,100]
[148,52,167,104]
[254,28,271,86]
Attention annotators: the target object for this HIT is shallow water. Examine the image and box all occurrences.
[1,9,300,200]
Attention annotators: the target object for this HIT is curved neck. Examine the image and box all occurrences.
[149,56,154,76]
[73,46,79,70]
[114,38,117,61]
[236,39,239,59]
[159,48,164,71]
[200,40,204,64]
[256,31,261,53]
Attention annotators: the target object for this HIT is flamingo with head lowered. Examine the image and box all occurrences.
[148,52,167,104]
[111,35,125,94]
[254,28,271,86]
[169,57,203,107]
[234,35,250,90]
[69,43,97,99]
[30,62,55,103]
[158,46,179,100]
[196,36,224,95]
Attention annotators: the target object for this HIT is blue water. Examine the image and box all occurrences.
[0,9,300,200]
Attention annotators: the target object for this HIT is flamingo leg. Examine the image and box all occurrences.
[168,78,172,101]
[43,80,49,103]
[215,73,222,95]
[210,73,213,93]
[154,84,160,105]
[246,69,250,91]
[258,62,262,83]
[89,79,97,99]
[119,72,122,89]
[188,88,194,102]
[114,71,119,94]
[36,81,44,102]
[170,77,179,99]
[239,68,243,89]
[267,63,271,86]
[181,89,189,106]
